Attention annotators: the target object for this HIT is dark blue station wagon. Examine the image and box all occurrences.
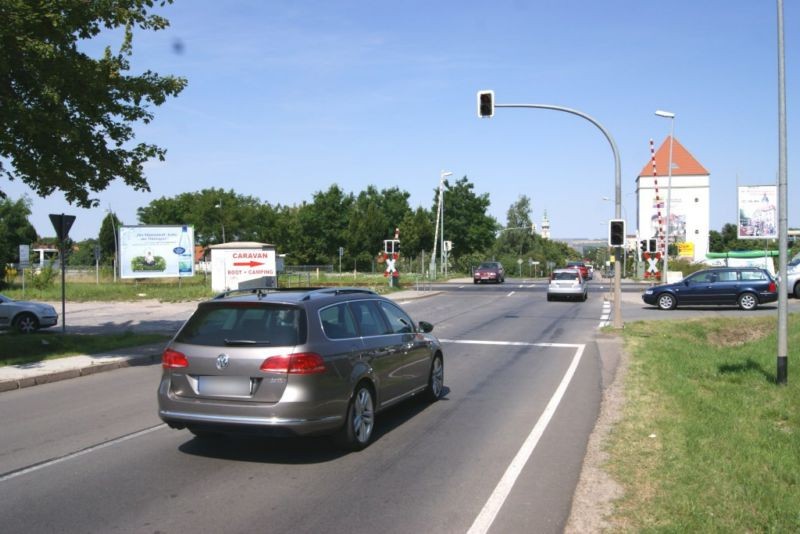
[642,267,778,310]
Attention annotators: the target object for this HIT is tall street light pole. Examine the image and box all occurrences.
[430,170,451,277]
[776,0,788,384]
[655,110,675,281]
[215,201,226,243]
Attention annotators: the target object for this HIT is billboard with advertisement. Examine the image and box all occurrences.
[738,185,777,239]
[119,225,195,279]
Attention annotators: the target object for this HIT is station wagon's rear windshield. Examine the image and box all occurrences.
[176,302,306,346]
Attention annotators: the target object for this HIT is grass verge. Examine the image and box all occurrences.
[0,332,170,367]
[607,314,800,531]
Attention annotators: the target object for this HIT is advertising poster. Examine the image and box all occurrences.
[737,185,777,239]
[119,225,195,279]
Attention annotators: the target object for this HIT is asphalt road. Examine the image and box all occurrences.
[5,278,791,533]
[0,281,613,533]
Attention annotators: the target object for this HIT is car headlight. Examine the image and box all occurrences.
[644,289,653,295]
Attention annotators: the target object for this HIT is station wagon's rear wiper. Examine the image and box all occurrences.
[224,338,271,346]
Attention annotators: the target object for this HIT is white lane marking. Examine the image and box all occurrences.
[440,339,579,349]
[459,341,586,534]
[518,284,524,288]
[459,285,466,288]
[507,291,515,297]
[0,424,166,483]
[527,284,536,288]
[598,301,612,328]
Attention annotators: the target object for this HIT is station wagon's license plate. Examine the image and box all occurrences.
[198,376,252,397]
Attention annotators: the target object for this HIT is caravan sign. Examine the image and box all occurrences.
[211,245,277,291]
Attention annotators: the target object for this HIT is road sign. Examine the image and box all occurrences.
[19,244,30,267]
[49,213,76,242]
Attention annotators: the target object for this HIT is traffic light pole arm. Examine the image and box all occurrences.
[495,103,623,328]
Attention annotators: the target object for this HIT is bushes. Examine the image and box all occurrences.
[29,265,57,289]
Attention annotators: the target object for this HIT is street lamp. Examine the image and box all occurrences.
[430,170,452,277]
[215,201,226,243]
[655,110,675,281]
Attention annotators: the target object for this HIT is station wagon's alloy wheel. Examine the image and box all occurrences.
[14,313,38,334]
[424,355,444,402]
[657,293,676,310]
[794,283,800,299]
[738,292,758,311]
[337,383,375,451]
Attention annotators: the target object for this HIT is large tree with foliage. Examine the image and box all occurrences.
[98,211,122,265]
[0,1,187,206]
[137,188,264,246]
[0,197,38,285]
[434,176,497,258]
[292,185,355,265]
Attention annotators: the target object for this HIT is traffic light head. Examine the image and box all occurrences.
[649,239,657,253]
[477,90,494,118]
[640,240,647,253]
[608,219,625,247]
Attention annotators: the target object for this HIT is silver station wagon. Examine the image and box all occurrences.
[158,287,444,450]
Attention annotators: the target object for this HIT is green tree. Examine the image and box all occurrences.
[399,206,435,260]
[0,1,187,206]
[346,186,412,269]
[434,176,497,258]
[294,185,354,265]
[495,195,535,256]
[0,196,39,286]
[137,188,263,246]
[99,211,122,266]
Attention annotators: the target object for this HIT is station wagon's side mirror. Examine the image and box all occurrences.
[418,321,434,333]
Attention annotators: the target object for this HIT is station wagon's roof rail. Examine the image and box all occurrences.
[213,287,325,299]
[301,287,378,300]
[212,287,378,301]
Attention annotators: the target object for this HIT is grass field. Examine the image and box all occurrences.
[608,315,800,531]
[0,332,170,366]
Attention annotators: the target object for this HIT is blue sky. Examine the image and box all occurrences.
[6,0,798,242]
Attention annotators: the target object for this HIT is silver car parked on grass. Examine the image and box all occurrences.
[158,287,444,451]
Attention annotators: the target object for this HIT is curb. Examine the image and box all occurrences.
[0,350,162,393]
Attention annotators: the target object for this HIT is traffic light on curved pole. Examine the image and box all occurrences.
[477,90,494,118]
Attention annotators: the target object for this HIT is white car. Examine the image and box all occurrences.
[785,259,800,298]
[0,294,59,333]
[547,269,588,302]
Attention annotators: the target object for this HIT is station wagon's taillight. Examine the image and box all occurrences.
[260,353,326,374]
[769,281,777,292]
[162,348,189,368]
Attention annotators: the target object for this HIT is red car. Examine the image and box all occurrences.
[566,261,590,280]
[473,262,505,284]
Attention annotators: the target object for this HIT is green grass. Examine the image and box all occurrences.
[608,315,800,531]
[0,331,170,367]
[1,271,438,302]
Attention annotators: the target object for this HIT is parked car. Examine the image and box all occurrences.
[785,258,800,298]
[0,294,59,333]
[547,269,588,301]
[473,261,505,284]
[566,261,590,280]
[157,287,444,451]
[642,267,778,310]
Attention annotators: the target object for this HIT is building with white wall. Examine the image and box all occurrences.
[635,137,710,263]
